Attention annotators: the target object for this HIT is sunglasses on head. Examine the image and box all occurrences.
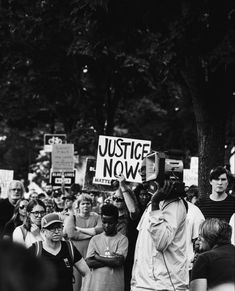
[113,197,124,202]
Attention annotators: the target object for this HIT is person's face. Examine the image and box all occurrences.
[9,182,23,202]
[102,215,117,236]
[29,205,45,226]
[18,200,28,216]
[53,192,64,207]
[210,173,228,194]
[43,223,63,242]
[79,200,92,215]
[90,193,95,203]
[112,194,124,210]
[138,190,151,207]
[197,233,210,252]
[64,198,73,209]
[30,193,38,200]
[138,159,146,182]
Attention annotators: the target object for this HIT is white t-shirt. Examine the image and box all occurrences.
[229,213,235,245]
[13,225,43,248]
[186,202,205,270]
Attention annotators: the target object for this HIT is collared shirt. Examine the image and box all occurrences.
[131,199,189,291]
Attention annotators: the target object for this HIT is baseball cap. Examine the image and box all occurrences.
[41,213,63,229]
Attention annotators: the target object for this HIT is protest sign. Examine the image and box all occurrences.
[50,170,76,186]
[0,169,14,198]
[83,157,113,192]
[183,157,198,187]
[52,144,74,171]
[95,135,151,183]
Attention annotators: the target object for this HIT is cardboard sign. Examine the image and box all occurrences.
[95,135,151,183]
[0,169,14,198]
[52,144,74,171]
[44,134,67,152]
[83,157,114,192]
[50,170,76,186]
[183,169,198,186]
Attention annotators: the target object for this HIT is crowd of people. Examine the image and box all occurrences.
[0,164,235,291]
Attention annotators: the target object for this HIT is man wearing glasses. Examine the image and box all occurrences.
[30,213,90,291]
[0,180,25,235]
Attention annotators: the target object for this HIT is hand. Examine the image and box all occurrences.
[30,224,41,236]
[115,173,126,186]
[151,180,174,210]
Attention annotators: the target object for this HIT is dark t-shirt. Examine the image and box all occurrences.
[191,244,235,288]
[0,199,14,235]
[30,241,82,291]
[196,194,235,222]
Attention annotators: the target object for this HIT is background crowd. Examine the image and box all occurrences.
[0,165,235,291]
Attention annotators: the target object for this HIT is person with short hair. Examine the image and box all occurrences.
[63,193,103,291]
[190,218,235,291]
[86,204,129,291]
[0,180,25,235]
[29,213,90,291]
[196,166,235,222]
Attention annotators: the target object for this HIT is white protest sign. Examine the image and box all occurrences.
[183,169,198,186]
[95,135,151,183]
[52,144,74,171]
[0,169,14,198]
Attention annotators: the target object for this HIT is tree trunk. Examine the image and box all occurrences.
[182,58,232,198]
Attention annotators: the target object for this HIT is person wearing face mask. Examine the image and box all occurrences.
[2,198,29,240]
[13,199,46,248]
[0,180,25,236]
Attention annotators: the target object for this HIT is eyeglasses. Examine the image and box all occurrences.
[31,211,45,217]
[113,197,124,202]
[19,205,27,209]
[10,188,22,191]
[46,226,63,233]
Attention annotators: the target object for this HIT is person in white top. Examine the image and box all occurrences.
[131,179,189,291]
[186,201,205,273]
[13,199,45,248]
[229,213,235,245]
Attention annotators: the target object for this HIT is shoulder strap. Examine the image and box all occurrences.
[35,241,43,257]
[65,239,74,264]
[20,225,27,241]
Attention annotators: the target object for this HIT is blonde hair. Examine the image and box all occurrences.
[76,193,92,208]
[200,218,232,248]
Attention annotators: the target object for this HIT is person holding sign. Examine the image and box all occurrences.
[113,173,140,291]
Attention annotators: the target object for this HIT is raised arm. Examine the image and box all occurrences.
[115,173,140,220]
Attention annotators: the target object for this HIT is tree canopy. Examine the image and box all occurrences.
[0,0,234,194]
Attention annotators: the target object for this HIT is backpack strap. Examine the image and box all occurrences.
[65,239,74,265]
[20,225,27,241]
[35,240,43,257]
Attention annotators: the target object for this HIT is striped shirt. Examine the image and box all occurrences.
[196,194,235,222]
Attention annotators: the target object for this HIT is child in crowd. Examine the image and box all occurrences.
[86,204,128,291]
